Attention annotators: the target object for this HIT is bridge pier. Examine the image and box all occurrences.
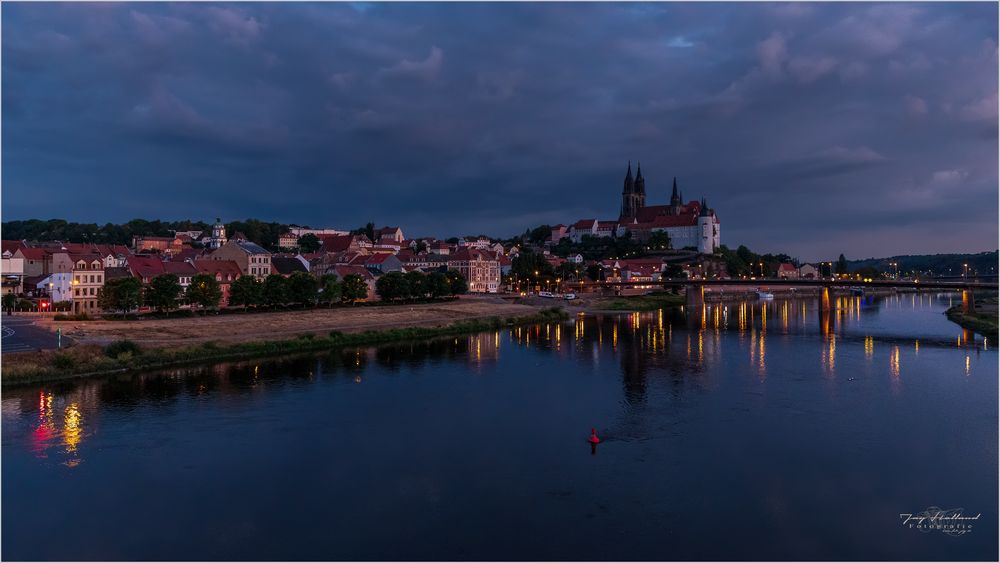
[962,289,976,313]
[818,287,831,312]
[686,285,705,308]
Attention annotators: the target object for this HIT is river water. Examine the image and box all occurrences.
[2,293,996,560]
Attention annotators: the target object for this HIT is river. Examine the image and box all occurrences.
[2,293,996,560]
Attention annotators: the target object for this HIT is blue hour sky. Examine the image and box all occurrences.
[2,2,997,261]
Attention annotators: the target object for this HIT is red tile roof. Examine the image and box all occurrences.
[192,259,242,281]
[2,240,25,255]
[127,255,166,279]
[162,262,198,276]
[16,247,50,260]
[333,265,375,281]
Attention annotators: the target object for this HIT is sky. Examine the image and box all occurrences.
[2,2,997,261]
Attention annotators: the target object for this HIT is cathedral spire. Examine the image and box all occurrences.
[670,176,681,207]
[634,161,645,194]
[623,161,634,193]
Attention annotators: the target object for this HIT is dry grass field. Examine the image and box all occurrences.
[36,297,541,347]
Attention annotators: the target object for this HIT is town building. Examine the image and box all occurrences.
[777,263,799,279]
[209,237,272,280]
[192,260,242,307]
[799,264,820,279]
[163,261,198,289]
[448,248,500,293]
[1,250,25,296]
[70,254,104,315]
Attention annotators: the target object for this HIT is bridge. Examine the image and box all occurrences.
[564,277,998,313]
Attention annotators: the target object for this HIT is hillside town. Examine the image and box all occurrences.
[0,165,927,316]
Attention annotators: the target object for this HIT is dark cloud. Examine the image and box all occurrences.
[2,2,996,260]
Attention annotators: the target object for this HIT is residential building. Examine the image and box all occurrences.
[1,253,25,295]
[358,253,403,275]
[209,238,272,280]
[127,255,167,284]
[70,254,104,315]
[448,248,500,294]
[332,265,377,301]
[14,247,53,277]
[192,260,242,307]
[777,263,799,279]
[799,264,820,279]
[163,261,198,289]
[375,226,405,243]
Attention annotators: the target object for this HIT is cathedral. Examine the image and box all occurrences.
[618,161,721,254]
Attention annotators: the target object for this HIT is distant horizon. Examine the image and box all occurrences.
[3,2,997,262]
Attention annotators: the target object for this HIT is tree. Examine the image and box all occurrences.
[404,271,427,299]
[427,272,451,298]
[318,274,341,307]
[145,274,182,313]
[99,277,142,316]
[229,275,263,309]
[836,254,849,275]
[298,233,321,253]
[586,264,603,281]
[287,271,319,307]
[341,274,369,303]
[376,271,408,301]
[647,230,670,250]
[188,273,223,312]
[2,293,17,315]
[527,225,551,244]
[664,263,687,279]
[262,274,289,307]
[445,270,468,295]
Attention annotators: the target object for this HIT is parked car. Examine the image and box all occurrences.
[564,293,577,300]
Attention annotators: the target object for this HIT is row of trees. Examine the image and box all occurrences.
[100,274,223,315]
[374,271,467,301]
[228,272,368,308]
[1,218,290,249]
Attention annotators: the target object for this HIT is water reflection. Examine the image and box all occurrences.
[5,293,989,465]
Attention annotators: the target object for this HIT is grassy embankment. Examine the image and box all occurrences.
[945,295,998,340]
[599,291,685,311]
[2,307,568,387]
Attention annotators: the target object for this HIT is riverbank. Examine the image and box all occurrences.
[2,307,569,386]
[35,297,542,347]
[945,298,998,341]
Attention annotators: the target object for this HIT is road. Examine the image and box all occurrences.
[1,316,59,354]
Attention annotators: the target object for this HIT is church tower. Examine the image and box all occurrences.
[670,177,682,212]
[209,217,228,249]
[620,161,646,219]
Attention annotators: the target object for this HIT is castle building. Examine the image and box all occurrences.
[618,163,721,254]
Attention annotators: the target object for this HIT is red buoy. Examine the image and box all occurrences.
[588,428,600,444]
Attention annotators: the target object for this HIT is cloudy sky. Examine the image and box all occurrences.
[3,2,997,260]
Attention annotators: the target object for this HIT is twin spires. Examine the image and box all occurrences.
[623,161,646,194]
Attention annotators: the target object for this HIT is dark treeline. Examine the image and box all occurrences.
[2,218,288,248]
